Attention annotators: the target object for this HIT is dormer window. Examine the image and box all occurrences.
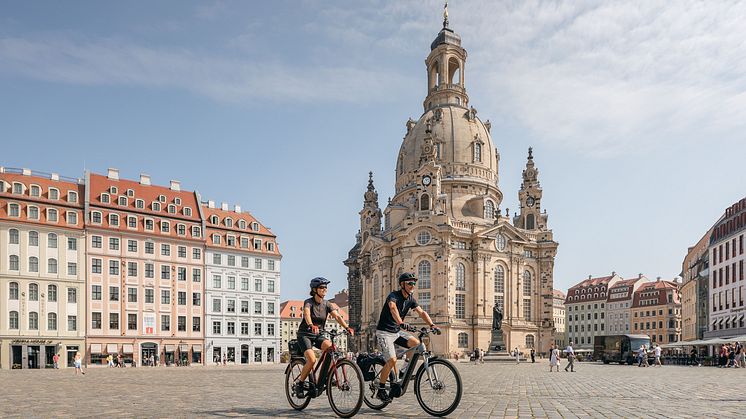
[253,239,262,250]
[177,224,186,236]
[127,216,137,228]
[158,195,166,203]
[49,188,59,200]
[226,235,236,246]
[251,222,259,231]
[91,211,102,224]
[68,191,78,203]
[183,207,192,216]
[8,203,20,217]
[191,226,201,237]
[144,219,154,231]
[225,218,233,228]
[238,220,246,229]
[47,208,58,222]
[100,193,110,204]
[167,204,176,214]
[174,198,181,206]
[135,199,144,209]
[210,215,219,225]
[152,202,161,211]
[30,185,41,197]
[118,196,127,206]
[12,182,24,195]
[28,206,39,220]
[240,237,249,248]
[109,214,119,226]
[161,221,170,233]
[126,189,134,197]
[267,242,275,252]
[109,186,118,194]
[212,234,221,245]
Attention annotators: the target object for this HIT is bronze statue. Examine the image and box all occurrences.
[492,304,503,331]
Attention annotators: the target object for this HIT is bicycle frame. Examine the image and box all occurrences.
[390,329,441,397]
[305,332,350,397]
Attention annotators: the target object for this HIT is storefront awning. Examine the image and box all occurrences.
[179,344,189,352]
[122,344,134,354]
[192,344,203,352]
[165,345,176,352]
[90,344,102,354]
[106,344,118,354]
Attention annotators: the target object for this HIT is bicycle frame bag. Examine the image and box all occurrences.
[356,353,383,381]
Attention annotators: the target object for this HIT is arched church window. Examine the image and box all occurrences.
[457,332,468,348]
[523,270,532,296]
[456,263,466,291]
[525,335,535,348]
[418,260,431,289]
[448,57,460,85]
[373,275,380,303]
[494,265,504,293]
[473,143,482,162]
[430,61,440,88]
[526,213,535,229]
[420,194,430,211]
[484,200,495,219]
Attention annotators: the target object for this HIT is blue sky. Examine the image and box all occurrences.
[2,1,745,300]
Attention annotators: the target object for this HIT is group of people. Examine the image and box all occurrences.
[106,353,128,368]
[636,344,663,367]
[292,273,438,403]
[548,342,576,372]
[717,342,745,368]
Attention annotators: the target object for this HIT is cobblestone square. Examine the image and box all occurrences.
[1,360,744,418]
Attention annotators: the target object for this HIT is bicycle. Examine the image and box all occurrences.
[284,330,364,418]
[360,325,463,417]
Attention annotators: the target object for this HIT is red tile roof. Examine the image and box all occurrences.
[632,280,680,308]
[565,275,617,304]
[0,172,84,230]
[203,204,281,257]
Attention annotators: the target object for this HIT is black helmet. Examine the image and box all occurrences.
[398,272,417,283]
[310,277,331,288]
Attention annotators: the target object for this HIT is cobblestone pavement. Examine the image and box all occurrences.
[2,360,745,418]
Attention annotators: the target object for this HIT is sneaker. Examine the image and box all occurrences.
[293,381,306,398]
[376,387,391,402]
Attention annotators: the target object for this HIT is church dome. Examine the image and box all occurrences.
[395,105,498,190]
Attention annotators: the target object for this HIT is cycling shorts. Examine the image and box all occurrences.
[376,330,411,361]
[298,333,328,353]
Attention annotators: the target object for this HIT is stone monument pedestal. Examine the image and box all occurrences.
[483,329,525,362]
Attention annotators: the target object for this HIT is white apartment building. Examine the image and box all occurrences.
[552,290,566,348]
[0,169,87,369]
[203,201,281,364]
[565,273,622,349]
[606,275,648,335]
[706,198,745,338]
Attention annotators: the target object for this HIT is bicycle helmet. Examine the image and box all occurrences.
[398,272,417,283]
[310,277,331,288]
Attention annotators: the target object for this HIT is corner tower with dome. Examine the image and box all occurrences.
[345,7,559,356]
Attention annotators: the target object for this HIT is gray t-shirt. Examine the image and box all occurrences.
[298,297,335,334]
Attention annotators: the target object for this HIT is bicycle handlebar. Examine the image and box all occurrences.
[400,324,441,336]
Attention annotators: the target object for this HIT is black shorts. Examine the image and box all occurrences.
[298,333,327,353]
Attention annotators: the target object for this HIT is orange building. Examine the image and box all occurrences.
[631,279,682,347]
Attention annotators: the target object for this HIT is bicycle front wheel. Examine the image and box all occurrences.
[414,358,462,417]
[326,359,364,418]
[285,358,311,410]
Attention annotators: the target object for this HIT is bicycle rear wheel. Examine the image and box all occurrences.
[285,358,311,410]
[414,358,462,417]
[326,359,363,418]
[362,358,391,410]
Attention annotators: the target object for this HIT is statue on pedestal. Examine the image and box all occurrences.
[489,304,505,352]
[492,305,503,331]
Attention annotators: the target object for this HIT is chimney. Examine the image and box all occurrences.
[657,276,661,282]
[208,200,215,209]
[611,271,616,276]
[50,173,60,181]
[107,168,119,180]
[235,205,241,213]
[22,168,31,176]
[221,202,229,211]
[140,174,151,186]
[588,275,592,280]
[169,180,180,191]
[638,273,643,279]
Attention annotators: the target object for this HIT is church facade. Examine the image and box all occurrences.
[345,13,559,356]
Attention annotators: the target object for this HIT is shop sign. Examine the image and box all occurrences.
[11,339,53,344]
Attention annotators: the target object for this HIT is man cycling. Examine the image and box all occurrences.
[293,277,354,397]
[375,272,438,401]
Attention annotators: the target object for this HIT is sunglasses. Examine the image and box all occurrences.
[317,285,328,289]
[405,281,417,286]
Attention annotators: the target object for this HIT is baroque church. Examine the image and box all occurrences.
[345,8,559,355]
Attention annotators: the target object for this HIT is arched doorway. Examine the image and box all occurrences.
[241,344,249,364]
[141,343,157,366]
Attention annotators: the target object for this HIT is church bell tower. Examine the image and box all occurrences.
[360,172,382,242]
[514,147,549,230]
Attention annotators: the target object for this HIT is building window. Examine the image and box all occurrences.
[108,213,118,226]
[192,268,201,282]
[494,265,505,293]
[47,284,57,302]
[193,248,201,259]
[109,238,119,251]
[213,321,221,334]
[9,311,19,329]
[254,278,262,292]
[474,143,482,162]
[523,299,531,320]
[92,312,102,329]
[455,294,465,319]
[67,262,77,276]
[145,219,154,231]
[268,260,275,271]
[67,237,77,251]
[241,322,249,335]
[227,276,235,289]
[193,293,201,306]
[127,240,137,252]
[161,289,170,304]
[91,285,101,300]
[178,291,186,305]
[145,288,154,304]
[178,267,187,281]
[255,258,262,270]
[523,270,532,296]
[144,263,153,278]
[418,260,432,289]
[213,253,221,265]
[213,299,221,313]
[178,316,186,332]
[419,291,431,312]
[29,257,39,272]
[29,283,39,301]
[161,221,170,233]
[68,316,77,331]
[213,275,222,289]
[161,244,170,256]
[8,203,20,217]
[9,282,19,300]
[92,258,102,274]
[161,265,170,280]
[110,286,120,301]
[29,312,39,330]
[161,315,170,331]
[109,313,119,329]
[254,323,262,336]
[178,246,187,258]
[241,301,249,313]
[192,317,200,332]
[128,314,137,330]
[145,241,154,254]
[47,233,57,248]
[29,231,39,246]
[48,313,57,331]
[458,332,468,348]
[254,301,262,315]
[91,235,101,248]
[47,208,58,222]
[30,184,40,196]
[227,322,235,335]
[9,255,19,271]
[525,334,535,348]
[484,200,495,219]
[127,287,137,303]
[28,206,39,219]
[109,260,119,275]
[456,263,466,291]
[268,280,275,293]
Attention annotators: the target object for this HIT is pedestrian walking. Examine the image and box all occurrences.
[117,354,123,368]
[653,344,662,367]
[514,347,520,364]
[107,354,114,368]
[564,342,575,372]
[479,347,485,364]
[222,354,227,366]
[52,353,60,369]
[549,344,560,372]
[74,352,85,375]
[530,347,536,363]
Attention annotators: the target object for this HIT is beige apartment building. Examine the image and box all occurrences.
[606,275,647,335]
[0,168,87,369]
[565,273,622,349]
[631,279,682,346]
[85,170,205,366]
[345,14,558,356]
[681,228,712,341]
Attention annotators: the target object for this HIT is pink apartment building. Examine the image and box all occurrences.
[85,169,205,366]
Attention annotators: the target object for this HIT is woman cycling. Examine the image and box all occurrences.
[293,277,354,397]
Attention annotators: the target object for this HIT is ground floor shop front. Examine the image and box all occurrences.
[86,338,203,367]
[206,337,280,365]
[0,337,85,369]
